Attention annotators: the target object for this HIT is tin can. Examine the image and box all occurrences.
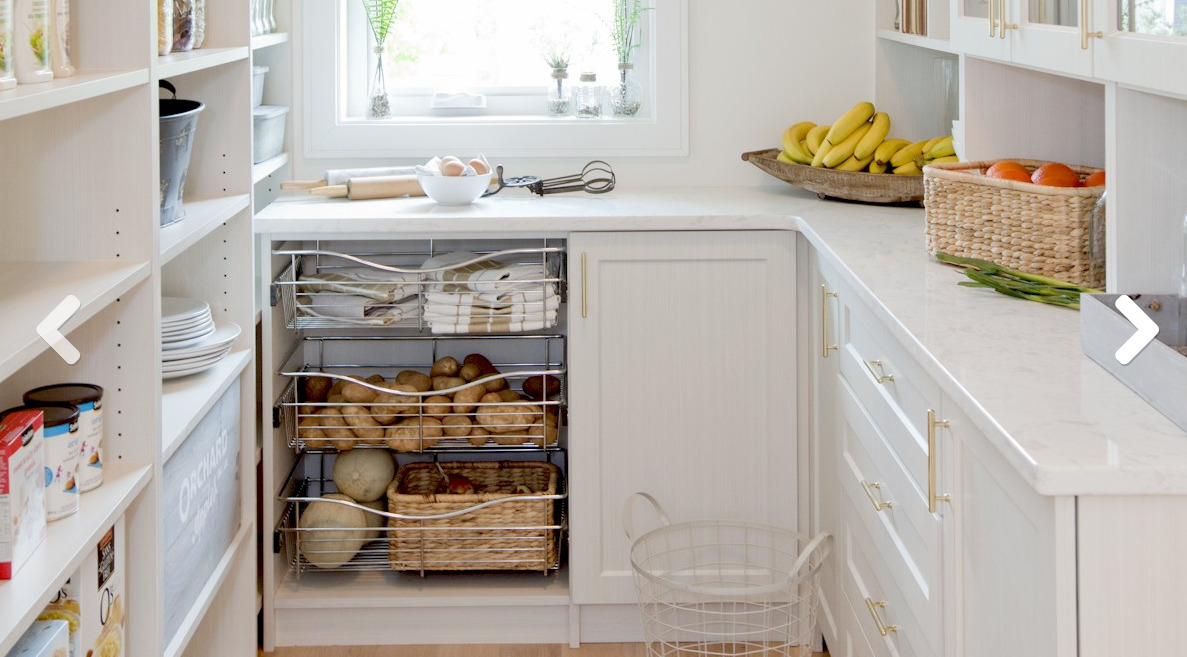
[24,384,104,492]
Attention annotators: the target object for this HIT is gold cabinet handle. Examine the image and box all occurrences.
[988,0,997,37]
[861,481,894,512]
[999,0,1017,37]
[580,252,588,319]
[1080,0,1102,48]
[927,409,952,513]
[821,284,838,358]
[863,359,894,384]
[865,598,899,637]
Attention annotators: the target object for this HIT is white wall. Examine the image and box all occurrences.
[289,1,875,187]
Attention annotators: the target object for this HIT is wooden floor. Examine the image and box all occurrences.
[266,645,825,657]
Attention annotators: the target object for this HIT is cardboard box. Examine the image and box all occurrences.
[78,519,124,657]
[7,619,69,657]
[1,410,46,580]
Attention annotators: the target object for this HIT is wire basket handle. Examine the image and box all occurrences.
[622,492,671,540]
[789,531,833,581]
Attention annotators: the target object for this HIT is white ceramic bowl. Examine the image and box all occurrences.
[417,172,493,206]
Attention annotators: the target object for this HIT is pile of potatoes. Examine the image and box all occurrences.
[297,353,561,451]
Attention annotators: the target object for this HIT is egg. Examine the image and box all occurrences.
[468,158,490,175]
[441,160,465,176]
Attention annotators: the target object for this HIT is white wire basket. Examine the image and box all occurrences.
[625,493,832,657]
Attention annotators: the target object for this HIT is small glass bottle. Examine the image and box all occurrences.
[547,67,571,115]
[610,62,642,116]
[575,71,601,119]
[0,0,18,90]
[171,0,195,52]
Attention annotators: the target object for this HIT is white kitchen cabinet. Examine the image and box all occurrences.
[949,0,1103,76]
[0,0,257,653]
[567,230,798,607]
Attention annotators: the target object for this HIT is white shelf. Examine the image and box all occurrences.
[0,462,153,656]
[157,47,251,79]
[274,568,570,609]
[253,152,291,184]
[0,260,151,381]
[876,28,953,53]
[160,194,252,264]
[0,69,150,122]
[161,349,252,463]
[251,32,290,50]
[164,523,253,657]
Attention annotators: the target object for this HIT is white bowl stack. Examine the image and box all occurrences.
[161,297,241,379]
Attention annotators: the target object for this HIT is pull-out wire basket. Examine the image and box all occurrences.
[276,335,565,453]
[271,241,566,332]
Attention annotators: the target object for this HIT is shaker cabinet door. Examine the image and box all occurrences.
[567,230,798,605]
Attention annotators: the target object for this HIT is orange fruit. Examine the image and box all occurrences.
[1031,162,1080,187]
[985,160,1030,182]
[1084,170,1105,187]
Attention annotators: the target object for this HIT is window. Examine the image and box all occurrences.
[302,0,688,158]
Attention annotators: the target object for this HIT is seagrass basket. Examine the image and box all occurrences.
[923,159,1106,288]
[387,461,561,573]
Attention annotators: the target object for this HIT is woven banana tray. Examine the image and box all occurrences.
[742,148,924,204]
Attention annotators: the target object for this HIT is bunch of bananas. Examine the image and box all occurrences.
[776,101,957,175]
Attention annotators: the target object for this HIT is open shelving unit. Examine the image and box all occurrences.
[0,0,258,653]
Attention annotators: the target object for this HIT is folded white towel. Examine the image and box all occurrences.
[298,268,420,302]
[424,289,560,311]
[421,251,555,294]
[297,294,419,326]
[427,311,558,334]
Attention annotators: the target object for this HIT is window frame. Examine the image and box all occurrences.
[301,0,689,159]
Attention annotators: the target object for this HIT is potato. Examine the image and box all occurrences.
[441,415,472,437]
[371,383,419,425]
[423,395,453,418]
[394,370,432,393]
[432,376,466,393]
[452,383,486,414]
[492,431,529,446]
[497,389,522,403]
[467,426,490,447]
[385,417,443,452]
[298,415,329,449]
[341,381,380,404]
[327,393,345,404]
[463,353,498,376]
[340,405,384,442]
[458,362,481,382]
[366,373,387,385]
[477,373,506,393]
[477,404,534,434]
[318,407,356,450]
[329,378,347,398]
[522,374,562,400]
[525,420,560,447]
[303,376,333,403]
[429,356,460,378]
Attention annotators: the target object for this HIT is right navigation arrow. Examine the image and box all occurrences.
[1113,295,1159,365]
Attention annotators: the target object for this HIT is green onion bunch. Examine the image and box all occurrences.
[935,252,1101,309]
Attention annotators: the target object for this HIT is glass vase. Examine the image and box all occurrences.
[367,46,393,119]
[547,67,571,115]
[610,62,642,116]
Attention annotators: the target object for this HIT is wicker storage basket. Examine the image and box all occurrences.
[741,148,924,204]
[387,461,560,573]
[923,159,1106,288]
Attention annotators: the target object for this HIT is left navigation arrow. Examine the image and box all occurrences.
[37,295,82,364]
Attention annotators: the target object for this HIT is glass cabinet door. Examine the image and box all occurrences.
[1029,0,1078,27]
[1009,0,1095,76]
[1094,0,1187,97]
[952,0,1013,60]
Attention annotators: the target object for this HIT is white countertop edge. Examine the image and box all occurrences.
[253,186,1187,496]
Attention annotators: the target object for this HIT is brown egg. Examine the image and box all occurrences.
[468,158,490,175]
[441,160,465,176]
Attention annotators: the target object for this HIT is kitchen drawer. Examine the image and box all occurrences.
[839,492,941,657]
[839,313,941,502]
[837,378,942,642]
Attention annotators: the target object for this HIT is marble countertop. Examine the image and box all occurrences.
[256,187,1187,496]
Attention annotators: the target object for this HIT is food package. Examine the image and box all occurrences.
[48,519,125,657]
[1,409,46,580]
[8,619,69,657]
[37,584,80,657]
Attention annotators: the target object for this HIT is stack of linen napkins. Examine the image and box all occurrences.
[296,267,421,326]
[421,251,560,333]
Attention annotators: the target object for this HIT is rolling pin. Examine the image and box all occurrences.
[281,166,418,190]
[308,175,425,200]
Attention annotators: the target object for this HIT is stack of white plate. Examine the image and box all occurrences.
[162,297,241,380]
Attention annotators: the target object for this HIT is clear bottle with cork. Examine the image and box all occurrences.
[575,71,601,119]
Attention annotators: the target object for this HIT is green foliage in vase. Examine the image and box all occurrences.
[360,0,399,44]
[610,0,650,63]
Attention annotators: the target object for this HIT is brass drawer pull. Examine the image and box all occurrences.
[861,481,893,512]
[988,0,997,36]
[1080,0,1102,48]
[863,359,894,384]
[999,0,1017,37]
[580,252,588,319]
[927,409,952,513]
[821,284,838,358]
[865,598,898,637]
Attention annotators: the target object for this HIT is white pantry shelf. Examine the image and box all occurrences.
[251,32,290,51]
[876,28,953,53]
[164,523,254,657]
[161,349,252,463]
[0,69,149,122]
[0,260,151,382]
[0,462,152,656]
[274,568,570,609]
[160,194,252,264]
[157,47,251,79]
[253,153,291,184]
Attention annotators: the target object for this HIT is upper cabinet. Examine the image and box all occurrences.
[951,0,1100,76]
[1093,1,1187,99]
